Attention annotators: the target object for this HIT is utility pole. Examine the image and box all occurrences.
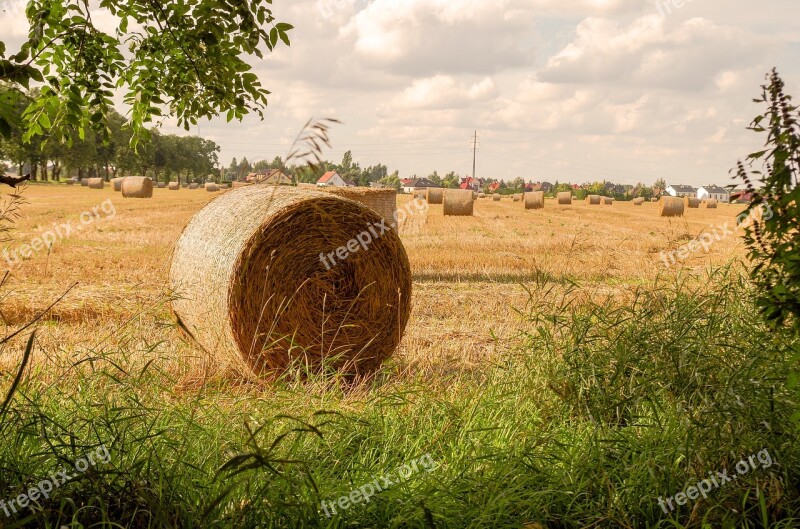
[471,130,478,179]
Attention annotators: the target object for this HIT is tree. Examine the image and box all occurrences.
[653,178,666,194]
[0,0,293,147]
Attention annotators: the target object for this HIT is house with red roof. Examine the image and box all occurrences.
[317,171,347,187]
[488,182,501,193]
[459,177,483,191]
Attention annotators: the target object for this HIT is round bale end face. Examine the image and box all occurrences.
[443,189,474,216]
[603,197,614,205]
[685,197,701,208]
[169,187,412,378]
[492,194,501,201]
[557,191,572,205]
[586,195,601,205]
[706,198,718,208]
[168,182,180,190]
[87,178,104,189]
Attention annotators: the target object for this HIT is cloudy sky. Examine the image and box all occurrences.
[4,0,800,186]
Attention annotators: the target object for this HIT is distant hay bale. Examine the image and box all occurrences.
[157,182,166,189]
[189,183,199,190]
[603,197,614,205]
[80,178,89,187]
[426,188,444,204]
[205,183,220,192]
[524,191,545,210]
[318,187,398,226]
[443,189,474,216]
[413,189,427,200]
[65,178,76,185]
[557,191,572,205]
[111,177,126,191]
[493,194,501,201]
[586,194,601,205]
[168,182,180,190]
[512,194,521,202]
[660,197,685,217]
[169,186,412,377]
[478,192,486,198]
[706,198,718,208]
[633,197,644,205]
[685,197,701,208]
[121,176,153,198]
[472,191,478,200]
[87,178,104,189]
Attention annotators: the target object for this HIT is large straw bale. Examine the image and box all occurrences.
[493,194,501,201]
[586,195,601,205]
[111,177,126,191]
[168,182,180,190]
[524,191,544,210]
[633,197,644,205]
[443,189,474,216]
[87,178,104,189]
[169,186,412,377]
[426,188,444,204]
[189,183,199,190]
[512,194,521,202]
[661,196,685,217]
[121,176,153,198]
[706,198,718,208]
[318,187,398,226]
[80,178,89,187]
[603,197,614,205]
[205,183,220,192]
[557,191,572,205]
[685,197,701,208]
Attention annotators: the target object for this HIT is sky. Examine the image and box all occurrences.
[2,0,800,186]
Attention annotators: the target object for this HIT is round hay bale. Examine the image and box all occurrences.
[87,178,104,189]
[168,182,180,190]
[685,197,701,208]
[633,197,644,205]
[524,191,544,210]
[478,192,486,198]
[426,188,444,204]
[65,178,76,185]
[189,183,199,190]
[512,194,521,202]
[318,187,398,227]
[706,198,718,209]
[169,186,412,377]
[111,177,126,191]
[660,197,685,217]
[443,189,474,216]
[79,178,89,187]
[205,183,221,192]
[492,194,501,201]
[157,182,166,189]
[121,176,153,198]
[586,194,601,205]
[412,189,427,200]
[557,191,572,205]
[603,197,614,205]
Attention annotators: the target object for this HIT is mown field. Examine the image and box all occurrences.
[0,183,797,528]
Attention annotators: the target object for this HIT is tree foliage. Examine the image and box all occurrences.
[0,0,292,147]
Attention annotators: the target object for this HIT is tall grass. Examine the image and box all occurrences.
[0,265,798,528]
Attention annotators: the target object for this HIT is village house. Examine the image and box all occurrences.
[402,177,441,194]
[665,184,697,198]
[316,171,347,187]
[697,185,730,203]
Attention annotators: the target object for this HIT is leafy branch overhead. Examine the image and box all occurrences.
[0,0,293,147]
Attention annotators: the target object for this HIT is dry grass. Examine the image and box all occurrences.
[0,186,750,388]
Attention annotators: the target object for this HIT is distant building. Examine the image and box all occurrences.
[257,169,292,185]
[402,178,441,194]
[317,171,347,187]
[459,177,482,191]
[488,182,501,193]
[697,185,730,203]
[666,184,697,198]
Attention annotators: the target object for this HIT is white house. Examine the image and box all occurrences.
[697,185,730,203]
[666,184,697,198]
[316,171,347,187]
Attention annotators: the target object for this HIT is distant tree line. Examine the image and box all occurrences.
[0,87,220,184]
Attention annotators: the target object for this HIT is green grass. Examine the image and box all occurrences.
[0,265,798,528]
